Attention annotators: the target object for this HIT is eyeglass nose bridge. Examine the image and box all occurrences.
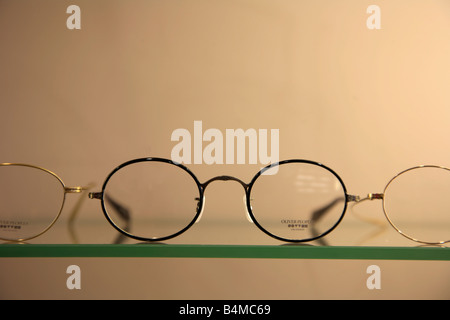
[194,175,254,224]
[200,175,249,190]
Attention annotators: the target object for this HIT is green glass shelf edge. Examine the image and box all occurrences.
[0,244,449,260]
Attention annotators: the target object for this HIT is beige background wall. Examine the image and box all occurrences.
[1,0,449,299]
[2,0,450,188]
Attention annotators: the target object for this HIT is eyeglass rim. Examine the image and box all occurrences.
[99,157,205,242]
[0,163,67,242]
[382,164,450,245]
[246,159,349,243]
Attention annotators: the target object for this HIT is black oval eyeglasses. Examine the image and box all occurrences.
[88,157,450,245]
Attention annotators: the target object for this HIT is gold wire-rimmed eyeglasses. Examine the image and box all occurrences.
[0,163,90,242]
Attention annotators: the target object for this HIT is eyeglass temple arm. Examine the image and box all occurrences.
[310,193,384,223]
[348,193,390,244]
[89,192,132,244]
[90,192,202,224]
[103,194,131,221]
[310,197,346,246]
[311,197,345,222]
[103,194,132,244]
[308,193,384,245]
[66,183,95,244]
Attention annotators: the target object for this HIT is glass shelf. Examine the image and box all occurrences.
[1,244,449,261]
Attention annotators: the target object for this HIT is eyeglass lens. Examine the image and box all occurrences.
[102,160,202,241]
[249,162,347,241]
[383,166,450,244]
[0,165,65,241]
